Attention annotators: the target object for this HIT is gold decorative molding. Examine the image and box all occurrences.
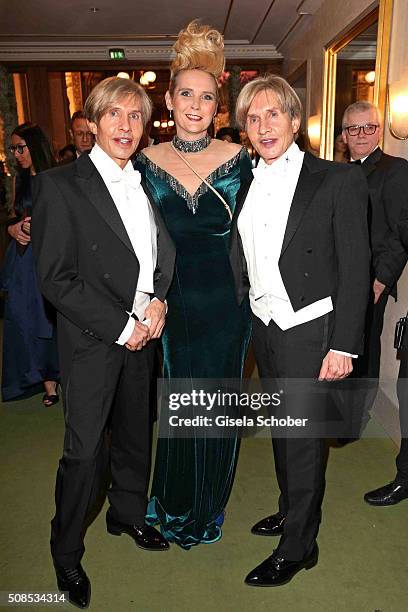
[376,0,394,117]
[321,0,394,159]
[321,48,337,159]
[65,72,83,115]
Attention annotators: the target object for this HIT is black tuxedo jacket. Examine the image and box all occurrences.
[363,147,408,296]
[230,151,370,355]
[31,153,175,347]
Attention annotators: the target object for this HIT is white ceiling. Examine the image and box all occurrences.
[0,0,326,62]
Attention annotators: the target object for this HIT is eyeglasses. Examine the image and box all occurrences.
[343,124,379,136]
[8,144,28,154]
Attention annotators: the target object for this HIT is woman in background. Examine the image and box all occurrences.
[334,133,349,162]
[135,21,252,549]
[1,123,59,403]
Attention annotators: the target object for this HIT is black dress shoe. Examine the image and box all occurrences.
[251,512,285,536]
[54,562,90,609]
[245,544,318,587]
[106,510,169,550]
[364,481,408,506]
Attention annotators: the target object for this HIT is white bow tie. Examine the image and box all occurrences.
[252,162,289,183]
[111,170,141,190]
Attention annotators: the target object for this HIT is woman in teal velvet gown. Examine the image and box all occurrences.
[134,20,252,549]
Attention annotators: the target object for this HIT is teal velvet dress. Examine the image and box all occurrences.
[134,147,252,549]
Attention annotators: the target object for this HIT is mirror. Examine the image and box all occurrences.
[321,0,394,159]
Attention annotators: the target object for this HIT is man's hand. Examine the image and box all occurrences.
[144,299,166,339]
[373,278,386,304]
[125,321,150,351]
[21,216,31,236]
[8,219,31,245]
[318,351,353,381]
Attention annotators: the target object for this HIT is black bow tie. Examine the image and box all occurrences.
[350,159,362,165]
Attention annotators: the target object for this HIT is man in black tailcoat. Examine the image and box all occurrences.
[230,75,370,586]
[32,77,175,608]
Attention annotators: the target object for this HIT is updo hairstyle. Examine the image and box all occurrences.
[168,20,225,97]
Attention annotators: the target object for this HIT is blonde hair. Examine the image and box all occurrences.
[84,76,152,127]
[169,20,225,96]
[235,74,302,130]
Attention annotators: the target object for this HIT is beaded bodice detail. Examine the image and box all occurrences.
[137,149,242,214]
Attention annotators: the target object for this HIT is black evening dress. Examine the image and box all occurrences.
[134,147,252,548]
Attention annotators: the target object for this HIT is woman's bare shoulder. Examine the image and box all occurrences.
[141,142,171,164]
[212,139,242,155]
[210,139,243,165]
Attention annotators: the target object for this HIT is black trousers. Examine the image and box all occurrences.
[252,313,332,561]
[335,291,389,438]
[396,347,408,485]
[51,330,155,567]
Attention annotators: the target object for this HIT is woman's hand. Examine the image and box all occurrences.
[8,219,31,245]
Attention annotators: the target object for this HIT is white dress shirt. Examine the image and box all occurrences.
[238,141,354,357]
[89,144,157,344]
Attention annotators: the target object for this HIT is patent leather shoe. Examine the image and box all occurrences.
[106,509,169,550]
[245,544,318,587]
[54,562,90,609]
[364,481,408,506]
[251,512,285,536]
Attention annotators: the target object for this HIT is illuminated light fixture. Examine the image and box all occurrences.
[161,121,168,128]
[168,120,175,127]
[153,120,161,128]
[387,82,408,140]
[364,70,376,85]
[139,71,156,86]
[109,48,125,60]
[117,71,130,79]
[307,114,321,150]
[143,71,156,83]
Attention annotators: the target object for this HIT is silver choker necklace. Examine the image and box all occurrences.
[172,134,211,153]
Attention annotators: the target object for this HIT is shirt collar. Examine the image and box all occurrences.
[89,143,135,181]
[253,141,304,180]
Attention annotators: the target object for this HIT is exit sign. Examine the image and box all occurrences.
[109,48,125,60]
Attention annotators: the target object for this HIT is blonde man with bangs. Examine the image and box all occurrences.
[32,76,175,608]
[230,74,371,586]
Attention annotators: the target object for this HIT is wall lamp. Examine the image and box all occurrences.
[387,81,408,140]
[307,115,321,150]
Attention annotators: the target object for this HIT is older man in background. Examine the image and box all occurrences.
[340,102,408,455]
[342,101,408,503]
